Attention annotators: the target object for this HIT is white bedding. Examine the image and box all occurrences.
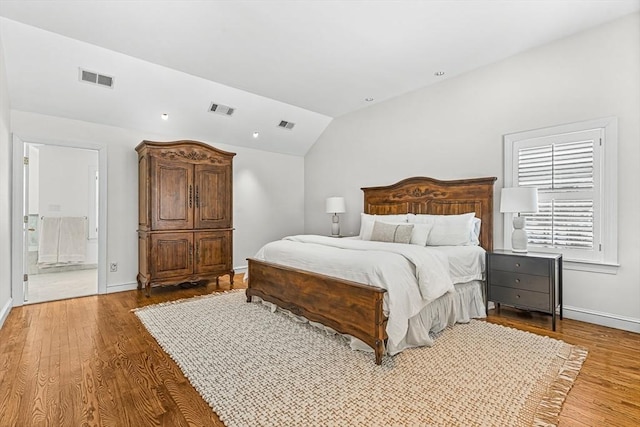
[433,245,486,283]
[251,235,486,355]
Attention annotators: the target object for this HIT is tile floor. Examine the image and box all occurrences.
[25,268,98,304]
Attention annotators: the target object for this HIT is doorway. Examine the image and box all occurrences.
[11,135,108,306]
[25,144,98,303]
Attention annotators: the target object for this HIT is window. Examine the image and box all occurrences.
[504,117,618,270]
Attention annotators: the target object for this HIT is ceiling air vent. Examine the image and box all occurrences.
[209,102,235,116]
[278,120,295,130]
[79,68,114,88]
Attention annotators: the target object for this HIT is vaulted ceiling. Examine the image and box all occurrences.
[1,1,638,155]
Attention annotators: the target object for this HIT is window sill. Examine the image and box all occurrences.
[564,260,619,275]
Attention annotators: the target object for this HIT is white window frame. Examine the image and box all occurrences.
[504,117,618,274]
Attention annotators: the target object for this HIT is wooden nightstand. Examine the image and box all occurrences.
[486,250,563,331]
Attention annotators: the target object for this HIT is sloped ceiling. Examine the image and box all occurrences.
[1,0,638,155]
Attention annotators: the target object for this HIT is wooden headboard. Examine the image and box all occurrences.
[362,176,497,251]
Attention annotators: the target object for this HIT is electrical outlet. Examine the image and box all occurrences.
[110,262,118,272]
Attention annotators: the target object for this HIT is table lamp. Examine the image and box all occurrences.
[500,187,538,253]
[325,197,346,236]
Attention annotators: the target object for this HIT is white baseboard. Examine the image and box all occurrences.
[563,305,640,333]
[234,265,248,274]
[106,282,139,294]
[0,297,13,329]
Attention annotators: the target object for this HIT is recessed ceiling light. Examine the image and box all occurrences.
[252,131,260,139]
[364,97,374,102]
[161,113,168,120]
[434,71,445,76]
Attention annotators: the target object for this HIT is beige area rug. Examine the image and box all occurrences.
[134,290,587,427]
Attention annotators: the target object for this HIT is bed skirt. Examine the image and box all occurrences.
[250,280,486,357]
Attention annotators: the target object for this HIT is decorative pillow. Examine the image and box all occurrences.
[408,212,477,246]
[358,213,409,240]
[408,223,432,246]
[362,220,431,245]
[370,221,414,244]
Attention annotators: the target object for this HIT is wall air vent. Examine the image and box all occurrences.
[79,68,114,88]
[209,102,235,116]
[278,120,295,130]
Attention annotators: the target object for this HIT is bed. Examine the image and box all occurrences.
[246,176,497,364]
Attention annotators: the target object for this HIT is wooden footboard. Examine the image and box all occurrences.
[246,258,388,365]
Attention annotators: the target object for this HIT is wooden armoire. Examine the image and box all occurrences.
[136,140,235,296]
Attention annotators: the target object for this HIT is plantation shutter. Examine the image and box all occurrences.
[518,140,593,190]
[524,200,594,249]
[515,135,598,251]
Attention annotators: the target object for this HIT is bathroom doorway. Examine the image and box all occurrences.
[23,143,99,303]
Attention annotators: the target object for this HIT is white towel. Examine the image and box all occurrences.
[58,217,86,263]
[38,217,60,264]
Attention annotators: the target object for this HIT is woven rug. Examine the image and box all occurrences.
[134,290,587,427]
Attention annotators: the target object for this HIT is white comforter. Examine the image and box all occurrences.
[252,235,475,354]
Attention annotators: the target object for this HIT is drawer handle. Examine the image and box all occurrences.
[515,263,521,268]
[515,278,520,283]
[516,294,520,298]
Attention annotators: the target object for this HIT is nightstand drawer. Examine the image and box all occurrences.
[489,286,551,312]
[490,254,549,276]
[488,270,550,293]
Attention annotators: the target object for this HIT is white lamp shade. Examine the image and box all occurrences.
[500,187,538,213]
[325,197,346,214]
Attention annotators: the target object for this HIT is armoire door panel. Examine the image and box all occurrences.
[151,233,193,279]
[152,159,194,230]
[195,164,231,229]
[194,231,231,274]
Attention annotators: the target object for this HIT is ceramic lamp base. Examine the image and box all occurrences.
[511,216,528,252]
[331,214,340,236]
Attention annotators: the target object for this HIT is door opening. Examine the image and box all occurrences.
[24,143,99,303]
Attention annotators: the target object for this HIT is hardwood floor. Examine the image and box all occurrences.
[0,276,638,426]
[486,306,640,427]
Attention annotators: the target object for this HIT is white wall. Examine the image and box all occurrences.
[305,14,640,331]
[0,29,12,327]
[11,111,305,292]
[36,144,99,264]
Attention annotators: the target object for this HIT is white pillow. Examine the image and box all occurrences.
[358,213,409,240]
[407,213,432,225]
[408,223,432,246]
[408,212,477,246]
[471,217,481,245]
